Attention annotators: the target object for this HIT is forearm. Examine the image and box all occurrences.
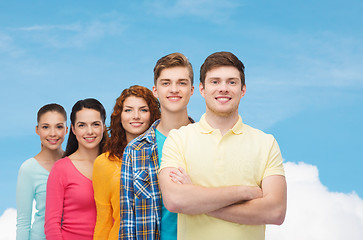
[93,202,113,239]
[119,156,136,240]
[159,168,261,215]
[16,168,33,239]
[208,175,287,225]
[44,172,64,239]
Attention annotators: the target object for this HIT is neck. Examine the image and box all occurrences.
[36,147,64,162]
[71,146,100,163]
[205,110,239,136]
[157,108,190,136]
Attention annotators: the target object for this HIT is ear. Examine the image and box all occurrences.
[65,126,69,134]
[71,124,76,135]
[240,84,246,99]
[199,83,205,98]
[35,125,39,136]
[152,85,158,98]
[190,85,195,96]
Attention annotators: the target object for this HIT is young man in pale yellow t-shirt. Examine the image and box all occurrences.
[159,51,287,240]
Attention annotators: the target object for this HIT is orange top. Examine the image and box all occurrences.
[92,152,121,240]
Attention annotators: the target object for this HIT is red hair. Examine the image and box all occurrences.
[104,85,160,161]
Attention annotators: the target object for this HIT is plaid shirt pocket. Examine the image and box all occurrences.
[134,170,153,199]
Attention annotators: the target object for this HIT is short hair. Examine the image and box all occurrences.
[153,52,194,85]
[104,85,161,160]
[64,98,107,157]
[37,103,67,123]
[200,51,245,87]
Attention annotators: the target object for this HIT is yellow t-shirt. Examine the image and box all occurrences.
[160,114,285,240]
[92,152,121,240]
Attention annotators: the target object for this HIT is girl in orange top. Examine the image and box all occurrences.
[92,85,160,240]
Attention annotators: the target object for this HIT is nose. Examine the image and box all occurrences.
[219,81,228,93]
[132,110,140,119]
[86,125,93,134]
[170,82,179,93]
[49,127,56,136]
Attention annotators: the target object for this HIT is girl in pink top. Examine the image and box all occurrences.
[45,98,107,240]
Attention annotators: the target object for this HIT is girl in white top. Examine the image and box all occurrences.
[16,103,68,240]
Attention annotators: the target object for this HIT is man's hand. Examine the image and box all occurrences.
[169,167,192,184]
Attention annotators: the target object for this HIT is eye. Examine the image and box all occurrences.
[161,81,170,86]
[57,125,64,129]
[229,80,237,85]
[93,122,101,127]
[141,108,149,112]
[42,126,49,129]
[124,109,132,113]
[179,81,187,86]
[211,80,218,85]
[78,124,84,128]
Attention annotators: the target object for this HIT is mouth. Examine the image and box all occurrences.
[84,137,96,143]
[167,96,182,101]
[215,96,231,103]
[130,122,144,127]
[47,139,60,144]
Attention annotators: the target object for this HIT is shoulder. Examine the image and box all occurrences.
[51,157,71,172]
[19,157,36,170]
[94,153,117,172]
[243,123,277,143]
[168,122,198,139]
[17,158,37,182]
[125,126,156,152]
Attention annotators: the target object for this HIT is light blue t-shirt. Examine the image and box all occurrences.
[16,157,48,240]
[155,129,178,240]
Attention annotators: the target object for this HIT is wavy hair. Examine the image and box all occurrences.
[104,85,160,161]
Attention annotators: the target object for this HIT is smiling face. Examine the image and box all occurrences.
[36,111,68,151]
[71,108,104,151]
[152,66,194,114]
[200,66,246,118]
[121,96,151,143]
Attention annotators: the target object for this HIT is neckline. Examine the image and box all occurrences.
[32,157,52,174]
[65,157,92,182]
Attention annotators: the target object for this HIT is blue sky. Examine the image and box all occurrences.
[1,0,363,218]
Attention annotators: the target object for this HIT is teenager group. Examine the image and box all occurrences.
[16,51,287,240]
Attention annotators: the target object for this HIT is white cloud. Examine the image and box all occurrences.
[1,162,362,239]
[267,162,363,240]
[0,32,24,58]
[0,208,16,240]
[145,0,241,22]
[12,20,126,48]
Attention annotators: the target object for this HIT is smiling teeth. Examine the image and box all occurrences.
[218,98,230,100]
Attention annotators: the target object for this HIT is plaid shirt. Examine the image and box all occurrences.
[119,118,194,240]
[119,120,161,240]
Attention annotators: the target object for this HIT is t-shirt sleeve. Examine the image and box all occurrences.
[263,136,285,178]
[44,161,64,240]
[160,129,187,171]
[16,160,34,240]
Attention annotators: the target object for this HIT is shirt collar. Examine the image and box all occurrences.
[198,114,244,135]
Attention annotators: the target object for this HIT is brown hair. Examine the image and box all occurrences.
[153,52,194,85]
[37,103,67,123]
[200,51,245,88]
[104,85,161,161]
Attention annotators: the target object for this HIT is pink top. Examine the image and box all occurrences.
[45,157,96,240]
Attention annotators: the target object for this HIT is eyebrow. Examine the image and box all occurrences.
[124,105,149,109]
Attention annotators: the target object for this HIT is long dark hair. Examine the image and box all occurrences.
[104,85,160,161]
[64,98,107,157]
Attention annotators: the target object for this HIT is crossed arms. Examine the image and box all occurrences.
[158,167,287,225]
